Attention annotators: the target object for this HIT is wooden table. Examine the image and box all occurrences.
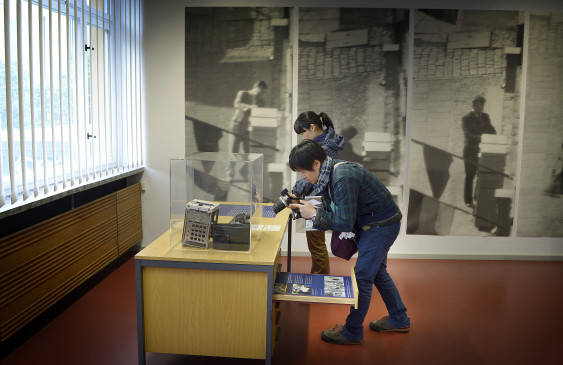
[135,208,291,364]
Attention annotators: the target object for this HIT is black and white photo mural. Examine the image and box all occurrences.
[407,9,524,236]
[184,7,292,203]
[297,8,410,209]
[183,7,562,237]
[517,12,563,237]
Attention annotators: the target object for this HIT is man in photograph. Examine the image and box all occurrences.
[230,80,268,154]
[462,95,497,208]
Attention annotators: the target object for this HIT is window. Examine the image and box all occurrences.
[0,0,142,212]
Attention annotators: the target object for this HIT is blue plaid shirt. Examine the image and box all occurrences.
[312,160,397,232]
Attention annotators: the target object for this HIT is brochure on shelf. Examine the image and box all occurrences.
[272,269,358,308]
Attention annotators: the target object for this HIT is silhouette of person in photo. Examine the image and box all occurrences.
[544,142,563,195]
[338,126,363,164]
[228,81,267,181]
[462,96,496,208]
[230,80,268,154]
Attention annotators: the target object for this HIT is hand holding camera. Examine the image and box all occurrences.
[288,199,316,220]
[272,188,303,220]
[272,188,318,221]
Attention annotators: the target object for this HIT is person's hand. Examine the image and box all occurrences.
[279,193,297,201]
[289,199,317,220]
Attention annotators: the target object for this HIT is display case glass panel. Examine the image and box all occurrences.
[170,153,265,252]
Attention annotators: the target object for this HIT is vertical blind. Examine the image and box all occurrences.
[0,0,142,210]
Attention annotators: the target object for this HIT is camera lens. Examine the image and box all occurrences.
[272,199,287,214]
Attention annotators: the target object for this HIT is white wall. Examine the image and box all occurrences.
[142,0,563,259]
[142,0,185,245]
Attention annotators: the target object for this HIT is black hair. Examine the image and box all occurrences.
[293,111,335,134]
[289,140,327,171]
[472,95,486,105]
[254,80,268,89]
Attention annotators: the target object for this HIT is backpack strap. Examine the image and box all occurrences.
[328,161,350,200]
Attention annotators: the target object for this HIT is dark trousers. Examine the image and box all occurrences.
[341,221,409,341]
[464,147,479,204]
[231,119,250,153]
[232,134,249,153]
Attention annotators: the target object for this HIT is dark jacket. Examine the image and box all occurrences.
[462,111,496,148]
[313,160,397,232]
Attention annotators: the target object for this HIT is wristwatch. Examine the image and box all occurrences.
[311,210,317,221]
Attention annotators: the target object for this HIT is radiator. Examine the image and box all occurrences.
[0,183,142,341]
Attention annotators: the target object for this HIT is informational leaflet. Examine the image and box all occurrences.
[272,272,357,307]
[304,196,322,231]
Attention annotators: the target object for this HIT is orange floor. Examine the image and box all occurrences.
[1,253,562,365]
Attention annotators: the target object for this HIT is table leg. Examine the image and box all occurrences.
[287,217,292,272]
[135,260,146,365]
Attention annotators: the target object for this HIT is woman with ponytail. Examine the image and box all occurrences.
[291,111,345,274]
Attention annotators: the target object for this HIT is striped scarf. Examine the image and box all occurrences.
[313,156,333,195]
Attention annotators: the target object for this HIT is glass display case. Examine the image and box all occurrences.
[170,152,265,252]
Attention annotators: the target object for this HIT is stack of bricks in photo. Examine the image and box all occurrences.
[250,108,279,200]
[250,107,279,165]
[362,131,393,185]
[475,134,509,231]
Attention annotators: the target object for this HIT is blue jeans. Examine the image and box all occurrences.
[342,221,409,341]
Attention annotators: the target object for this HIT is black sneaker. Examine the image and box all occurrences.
[369,316,410,333]
[321,324,363,345]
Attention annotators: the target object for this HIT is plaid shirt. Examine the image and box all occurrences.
[313,160,397,232]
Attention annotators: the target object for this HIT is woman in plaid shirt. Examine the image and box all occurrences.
[288,139,410,345]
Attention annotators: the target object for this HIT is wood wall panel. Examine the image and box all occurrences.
[0,183,142,341]
[1,245,117,339]
[0,218,117,309]
[117,183,142,214]
[0,195,117,275]
[117,184,143,254]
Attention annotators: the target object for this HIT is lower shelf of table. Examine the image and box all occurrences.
[272,269,358,308]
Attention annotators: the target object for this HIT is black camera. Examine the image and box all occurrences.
[229,212,250,224]
[212,213,251,251]
[272,188,302,219]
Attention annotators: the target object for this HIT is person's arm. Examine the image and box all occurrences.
[291,171,358,232]
[482,114,496,134]
[292,178,314,197]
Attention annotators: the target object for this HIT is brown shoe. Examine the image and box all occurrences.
[369,316,410,332]
[321,324,363,345]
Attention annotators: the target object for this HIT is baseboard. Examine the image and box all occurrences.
[281,250,563,261]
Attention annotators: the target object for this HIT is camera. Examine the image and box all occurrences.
[212,213,251,251]
[272,188,303,219]
[229,212,250,224]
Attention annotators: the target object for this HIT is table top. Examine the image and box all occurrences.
[136,206,290,266]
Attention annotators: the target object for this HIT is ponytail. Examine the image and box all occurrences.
[294,111,335,134]
[318,112,334,129]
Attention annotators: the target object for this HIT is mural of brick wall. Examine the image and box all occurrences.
[518,13,563,237]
